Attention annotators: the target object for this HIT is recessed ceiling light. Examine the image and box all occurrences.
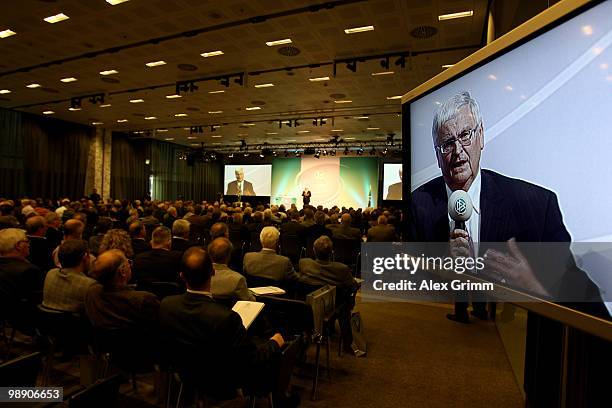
[211,135,222,138]
[266,38,292,46]
[286,139,296,142]
[106,0,131,4]
[60,77,77,83]
[442,64,454,69]
[157,129,168,132]
[308,76,330,82]
[354,116,369,119]
[242,123,255,126]
[187,136,196,140]
[366,127,380,130]
[44,13,69,24]
[386,95,402,100]
[266,132,278,135]
[68,107,81,111]
[314,138,326,141]
[43,111,54,115]
[254,83,274,88]
[238,133,248,137]
[100,69,118,75]
[129,99,144,103]
[0,29,16,39]
[245,106,261,111]
[100,104,112,108]
[488,74,498,80]
[371,71,394,76]
[166,94,182,99]
[331,129,344,132]
[505,85,514,91]
[334,100,352,104]
[91,122,104,125]
[344,25,374,34]
[208,110,223,114]
[26,83,41,88]
[145,116,157,120]
[297,130,310,133]
[582,25,594,36]
[117,119,128,123]
[145,60,166,67]
[212,142,221,145]
[190,143,199,146]
[0,89,11,94]
[345,137,356,140]
[438,10,474,21]
[201,50,224,57]
[208,90,225,94]
[174,113,188,117]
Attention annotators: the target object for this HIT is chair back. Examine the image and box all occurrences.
[306,285,336,337]
[36,305,91,353]
[332,238,361,270]
[69,374,122,408]
[275,337,302,397]
[246,274,282,290]
[0,352,43,386]
[280,234,305,264]
[249,228,263,252]
[257,296,314,337]
[92,327,156,373]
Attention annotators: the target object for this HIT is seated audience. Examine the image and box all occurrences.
[44,212,63,249]
[280,210,307,236]
[89,217,113,256]
[43,240,96,314]
[367,215,397,242]
[129,221,151,255]
[300,208,315,228]
[243,226,299,284]
[99,229,134,259]
[159,247,284,394]
[26,215,54,272]
[52,219,85,267]
[332,214,362,241]
[85,249,160,330]
[299,236,357,288]
[228,212,250,247]
[171,219,195,252]
[208,237,255,302]
[132,226,182,284]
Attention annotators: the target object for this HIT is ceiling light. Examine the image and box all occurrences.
[0,89,11,94]
[442,64,454,69]
[68,107,81,111]
[386,95,402,100]
[106,0,130,4]
[212,142,221,145]
[245,106,261,111]
[60,77,77,83]
[0,29,16,39]
[242,123,255,126]
[208,90,225,94]
[438,10,474,21]
[164,137,174,141]
[187,136,196,139]
[488,74,498,80]
[297,130,310,133]
[582,25,593,36]
[145,60,166,67]
[266,132,278,135]
[174,113,188,117]
[157,129,168,132]
[344,25,374,34]
[371,71,394,76]
[100,69,118,75]
[266,38,292,46]
[334,100,352,104]
[211,135,222,138]
[201,50,224,57]
[314,138,326,141]
[208,110,223,114]
[345,137,356,140]
[145,116,157,120]
[505,85,514,91]
[43,111,54,115]
[354,116,369,119]
[166,94,182,99]
[331,129,344,132]
[254,83,274,88]
[100,104,111,108]
[309,76,330,82]
[367,127,380,130]
[44,13,69,24]
[26,83,41,88]
[91,122,104,125]
[286,139,296,142]
[117,119,128,123]
[129,99,144,103]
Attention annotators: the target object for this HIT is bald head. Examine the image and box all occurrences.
[92,249,129,288]
[181,246,213,290]
[340,213,352,226]
[207,237,233,265]
[64,219,84,240]
[210,222,229,240]
[25,216,46,236]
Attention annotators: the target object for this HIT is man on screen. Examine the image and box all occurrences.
[226,168,256,196]
[410,90,604,323]
[385,169,402,200]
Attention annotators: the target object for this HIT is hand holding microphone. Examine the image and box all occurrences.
[448,190,473,258]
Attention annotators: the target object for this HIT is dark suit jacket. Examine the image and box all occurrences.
[332,225,362,241]
[133,248,183,284]
[171,237,197,253]
[298,258,356,288]
[367,225,397,242]
[131,238,151,255]
[302,191,311,205]
[27,235,54,272]
[280,221,308,238]
[0,257,43,307]
[410,169,603,304]
[386,182,402,200]
[159,293,280,390]
[243,249,298,283]
[226,180,256,196]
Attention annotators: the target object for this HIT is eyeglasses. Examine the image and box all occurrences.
[436,127,478,155]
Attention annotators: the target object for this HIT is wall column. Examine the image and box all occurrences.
[85,128,112,201]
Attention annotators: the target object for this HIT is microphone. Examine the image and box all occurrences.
[448,190,473,231]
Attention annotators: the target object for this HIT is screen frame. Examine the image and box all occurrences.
[401,0,611,338]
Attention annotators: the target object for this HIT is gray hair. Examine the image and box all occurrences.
[0,228,26,255]
[260,226,280,249]
[172,219,190,237]
[432,91,483,141]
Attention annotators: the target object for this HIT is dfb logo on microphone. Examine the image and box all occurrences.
[455,198,467,215]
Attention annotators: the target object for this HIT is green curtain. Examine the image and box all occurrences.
[150,140,222,202]
[0,107,93,200]
[110,133,150,201]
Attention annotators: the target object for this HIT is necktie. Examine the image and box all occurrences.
[237,182,242,195]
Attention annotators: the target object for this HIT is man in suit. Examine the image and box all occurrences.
[226,167,256,196]
[243,226,299,284]
[366,215,397,242]
[208,237,255,302]
[159,247,284,395]
[25,215,54,272]
[302,187,311,207]
[132,226,182,285]
[411,90,604,322]
[129,221,151,255]
[171,219,196,253]
[332,214,362,241]
[385,169,403,200]
[299,236,356,289]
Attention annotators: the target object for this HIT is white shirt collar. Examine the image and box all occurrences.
[445,168,481,215]
[186,288,213,297]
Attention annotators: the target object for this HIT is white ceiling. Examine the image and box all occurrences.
[0,0,492,147]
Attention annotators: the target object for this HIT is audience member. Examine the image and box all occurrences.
[171,219,195,252]
[52,219,85,267]
[44,212,63,249]
[243,226,299,284]
[25,215,54,272]
[129,221,151,255]
[367,215,397,242]
[208,238,255,302]
[332,214,362,241]
[0,228,43,308]
[89,217,113,256]
[132,226,182,284]
[99,229,134,259]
